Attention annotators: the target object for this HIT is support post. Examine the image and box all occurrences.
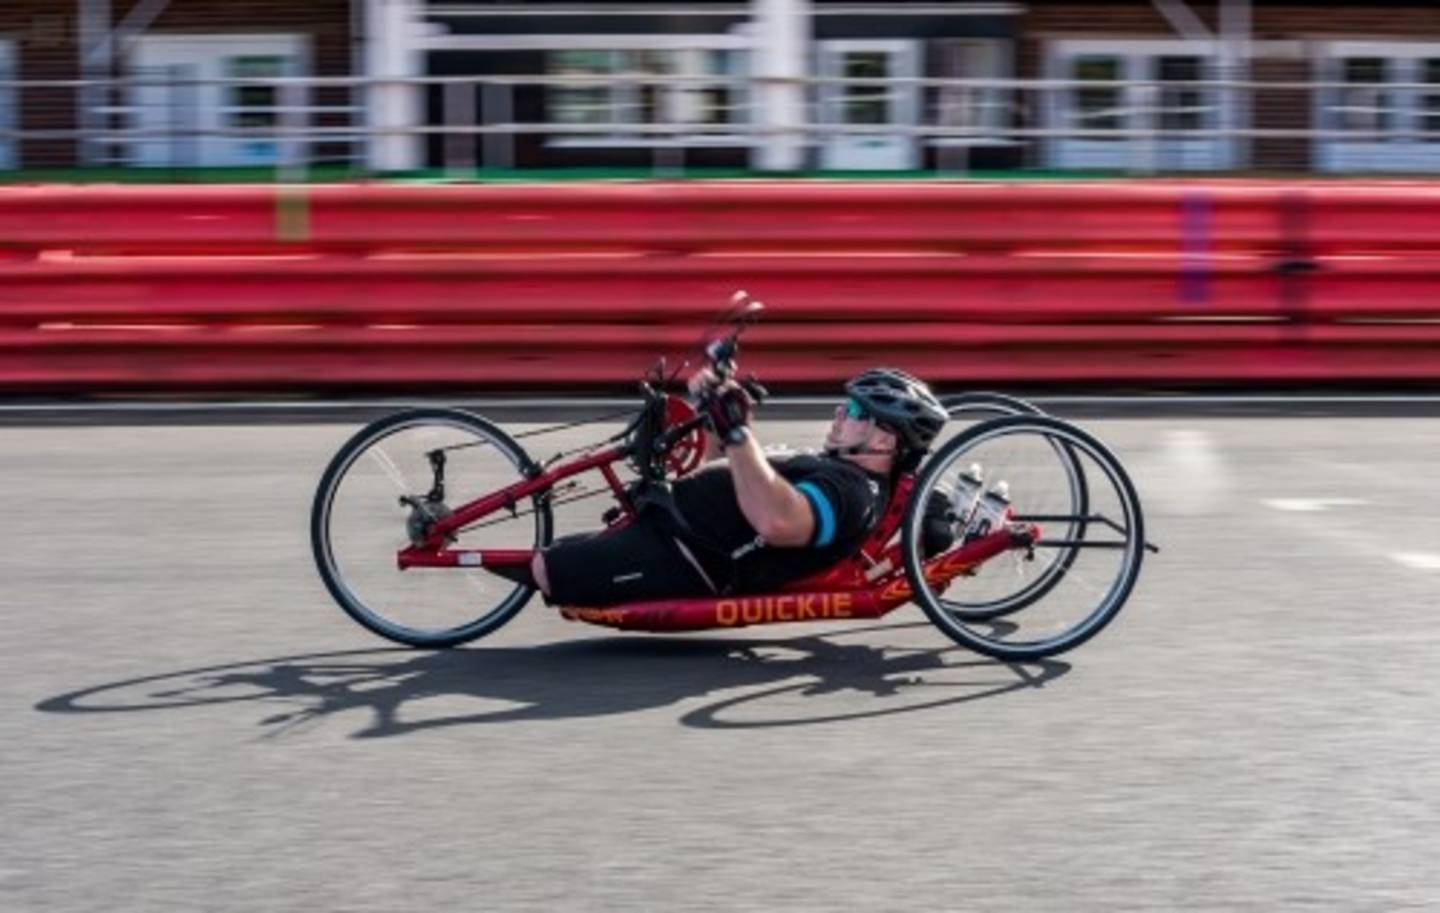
[365,0,424,173]
[751,0,809,171]
[1218,0,1251,169]
[279,79,308,183]
[77,0,113,165]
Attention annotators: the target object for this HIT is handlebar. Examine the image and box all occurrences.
[704,290,765,381]
[705,337,738,381]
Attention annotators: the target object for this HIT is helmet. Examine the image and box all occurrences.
[844,368,947,453]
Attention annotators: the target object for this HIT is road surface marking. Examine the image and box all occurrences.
[1261,498,1369,512]
[1392,552,1440,572]
[1145,429,1230,516]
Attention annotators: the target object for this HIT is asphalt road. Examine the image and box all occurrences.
[3,409,1438,912]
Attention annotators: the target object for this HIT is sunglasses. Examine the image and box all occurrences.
[842,398,870,420]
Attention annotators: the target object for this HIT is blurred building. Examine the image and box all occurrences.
[0,1,354,170]
[2,0,1440,174]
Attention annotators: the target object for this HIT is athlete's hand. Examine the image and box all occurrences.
[686,367,720,400]
[702,384,753,446]
[688,367,753,446]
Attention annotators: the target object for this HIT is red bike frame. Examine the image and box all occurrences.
[395,396,1041,633]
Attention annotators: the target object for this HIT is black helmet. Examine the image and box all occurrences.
[844,368,947,453]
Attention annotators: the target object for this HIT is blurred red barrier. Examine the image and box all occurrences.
[8,324,1440,389]
[2,181,1440,391]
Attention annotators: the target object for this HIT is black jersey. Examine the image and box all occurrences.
[671,453,888,594]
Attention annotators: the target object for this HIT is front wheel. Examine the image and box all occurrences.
[902,415,1145,661]
[311,408,553,648]
[936,391,1087,621]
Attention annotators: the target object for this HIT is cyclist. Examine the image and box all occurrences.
[530,367,948,606]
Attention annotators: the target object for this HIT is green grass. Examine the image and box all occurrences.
[387,167,1129,182]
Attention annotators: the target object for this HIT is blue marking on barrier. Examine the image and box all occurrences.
[1180,190,1212,306]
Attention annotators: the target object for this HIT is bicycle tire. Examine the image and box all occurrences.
[311,408,553,648]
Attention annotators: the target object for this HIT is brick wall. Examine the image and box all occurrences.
[1250,57,1310,172]
[1024,2,1440,51]
[1252,3,1440,37]
[1,0,352,168]
[1,3,78,166]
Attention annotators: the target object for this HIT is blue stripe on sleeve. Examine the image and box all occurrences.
[795,481,837,548]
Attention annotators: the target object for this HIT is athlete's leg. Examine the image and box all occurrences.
[539,520,712,607]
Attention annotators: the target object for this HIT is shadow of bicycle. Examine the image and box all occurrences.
[35,622,1069,738]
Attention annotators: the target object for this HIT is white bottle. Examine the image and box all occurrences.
[967,480,1012,542]
[950,463,985,530]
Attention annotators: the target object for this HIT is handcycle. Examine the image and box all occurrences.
[311,294,1156,661]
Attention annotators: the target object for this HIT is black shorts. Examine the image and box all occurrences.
[542,518,716,607]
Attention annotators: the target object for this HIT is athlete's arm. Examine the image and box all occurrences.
[723,430,815,547]
[686,366,816,544]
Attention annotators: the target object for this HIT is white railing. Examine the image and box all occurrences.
[3,72,1440,174]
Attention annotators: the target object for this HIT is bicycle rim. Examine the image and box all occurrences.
[313,411,549,647]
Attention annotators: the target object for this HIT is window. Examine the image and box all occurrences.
[227,55,288,129]
[546,49,746,142]
[1072,56,1123,136]
[549,49,614,130]
[695,49,737,126]
[1422,59,1440,142]
[1317,42,1440,171]
[225,55,296,162]
[1157,55,1206,132]
[1339,57,1390,135]
[843,52,890,125]
[1046,40,1234,171]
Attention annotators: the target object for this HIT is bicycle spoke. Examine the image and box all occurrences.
[365,444,411,495]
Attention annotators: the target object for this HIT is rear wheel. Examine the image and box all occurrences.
[940,391,1043,424]
[902,415,1144,661]
[311,408,553,648]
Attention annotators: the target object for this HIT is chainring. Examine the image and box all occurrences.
[664,395,706,477]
